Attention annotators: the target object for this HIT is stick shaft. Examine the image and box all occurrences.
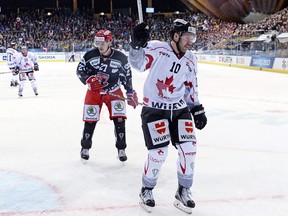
[0,71,12,74]
[137,0,144,23]
[108,91,143,106]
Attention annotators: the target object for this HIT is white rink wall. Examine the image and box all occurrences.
[197,54,288,73]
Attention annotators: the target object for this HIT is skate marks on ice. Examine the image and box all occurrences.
[80,156,126,166]
[65,161,188,216]
[204,98,288,126]
[139,200,192,215]
[0,165,190,216]
[139,199,193,214]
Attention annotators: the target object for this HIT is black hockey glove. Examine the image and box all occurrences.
[13,67,19,75]
[34,63,39,71]
[190,104,207,130]
[130,22,150,50]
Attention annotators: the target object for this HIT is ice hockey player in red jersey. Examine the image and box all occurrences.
[129,19,207,214]
[76,29,138,162]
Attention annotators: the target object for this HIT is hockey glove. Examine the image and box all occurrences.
[190,104,207,130]
[130,22,150,50]
[12,67,19,75]
[86,75,103,93]
[34,64,39,71]
[126,90,138,109]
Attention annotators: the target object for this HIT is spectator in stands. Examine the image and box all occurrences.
[1,6,287,56]
[117,44,126,54]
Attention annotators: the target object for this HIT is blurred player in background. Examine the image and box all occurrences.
[76,29,138,162]
[6,42,19,87]
[68,50,75,62]
[15,46,39,97]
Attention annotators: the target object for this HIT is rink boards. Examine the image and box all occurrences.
[0,52,287,74]
[197,54,288,73]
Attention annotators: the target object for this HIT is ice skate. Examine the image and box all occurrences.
[18,87,23,98]
[34,90,38,96]
[11,81,18,87]
[117,149,127,162]
[174,185,195,214]
[139,187,155,213]
[80,148,89,160]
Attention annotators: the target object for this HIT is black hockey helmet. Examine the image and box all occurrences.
[170,19,196,42]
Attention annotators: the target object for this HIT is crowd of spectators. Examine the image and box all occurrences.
[0,6,287,56]
[234,7,288,56]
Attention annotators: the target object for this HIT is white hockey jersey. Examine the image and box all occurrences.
[6,48,18,69]
[15,52,38,73]
[129,40,200,110]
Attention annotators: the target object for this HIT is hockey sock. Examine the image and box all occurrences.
[113,118,126,149]
[81,122,96,149]
[176,142,197,188]
[142,146,168,188]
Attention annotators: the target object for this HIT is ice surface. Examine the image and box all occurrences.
[0,62,287,216]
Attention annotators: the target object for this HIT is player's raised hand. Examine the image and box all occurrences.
[130,23,150,50]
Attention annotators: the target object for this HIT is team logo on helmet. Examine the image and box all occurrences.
[187,26,196,35]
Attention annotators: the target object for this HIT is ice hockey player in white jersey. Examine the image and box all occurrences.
[129,19,207,214]
[6,42,19,87]
[15,46,39,97]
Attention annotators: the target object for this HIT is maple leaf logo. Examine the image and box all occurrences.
[156,76,176,98]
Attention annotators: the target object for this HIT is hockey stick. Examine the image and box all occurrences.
[107,91,143,106]
[137,0,144,23]
[93,75,143,106]
[0,71,12,74]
